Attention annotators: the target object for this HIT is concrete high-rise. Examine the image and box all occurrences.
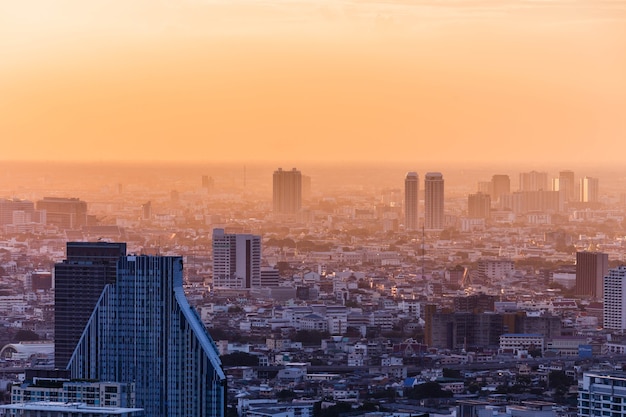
[580,176,599,203]
[424,172,444,230]
[557,170,576,202]
[490,175,510,202]
[519,171,548,191]
[468,192,491,219]
[404,172,419,231]
[576,251,609,298]
[603,266,626,330]
[54,242,127,369]
[68,255,226,417]
[273,168,302,214]
[212,228,261,289]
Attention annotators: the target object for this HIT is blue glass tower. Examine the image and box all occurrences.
[68,256,226,417]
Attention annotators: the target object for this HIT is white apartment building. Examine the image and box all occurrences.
[499,334,544,353]
[579,372,626,417]
[604,266,626,330]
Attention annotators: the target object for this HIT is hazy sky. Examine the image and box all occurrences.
[1,0,625,166]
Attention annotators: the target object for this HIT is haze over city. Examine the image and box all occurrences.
[3,2,626,417]
[2,0,625,166]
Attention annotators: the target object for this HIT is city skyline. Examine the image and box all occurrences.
[1,0,624,166]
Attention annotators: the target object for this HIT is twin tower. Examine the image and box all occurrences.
[54,242,226,417]
[405,172,444,231]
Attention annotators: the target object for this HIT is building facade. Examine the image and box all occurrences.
[404,172,419,231]
[68,256,226,417]
[54,242,127,369]
[579,372,626,417]
[212,228,261,289]
[424,172,444,230]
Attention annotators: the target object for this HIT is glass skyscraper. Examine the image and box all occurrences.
[68,255,226,417]
[54,242,127,369]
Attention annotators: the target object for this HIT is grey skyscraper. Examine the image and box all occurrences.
[54,242,127,369]
[273,168,302,214]
[424,172,444,230]
[68,255,226,417]
[404,172,419,231]
[212,228,261,289]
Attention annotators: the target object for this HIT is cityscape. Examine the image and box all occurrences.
[2,0,625,416]
[1,162,626,417]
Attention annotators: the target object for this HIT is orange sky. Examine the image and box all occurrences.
[1,0,625,166]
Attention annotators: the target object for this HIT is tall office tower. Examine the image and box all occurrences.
[404,172,419,231]
[576,251,609,298]
[580,176,599,203]
[424,172,444,230]
[558,170,576,202]
[467,192,491,219]
[273,168,302,214]
[54,242,127,369]
[603,266,626,330]
[68,256,226,417]
[36,197,88,229]
[490,175,510,202]
[519,171,548,191]
[212,228,261,289]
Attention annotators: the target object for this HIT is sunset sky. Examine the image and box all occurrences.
[1,0,625,166]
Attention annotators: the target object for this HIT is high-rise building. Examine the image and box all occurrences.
[580,176,599,203]
[212,228,261,289]
[603,266,626,330]
[273,168,302,214]
[576,251,609,298]
[468,192,491,219]
[424,172,444,230]
[490,175,510,202]
[519,171,548,192]
[404,172,419,231]
[557,170,576,202]
[68,255,226,417]
[54,242,127,369]
[36,197,88,229]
